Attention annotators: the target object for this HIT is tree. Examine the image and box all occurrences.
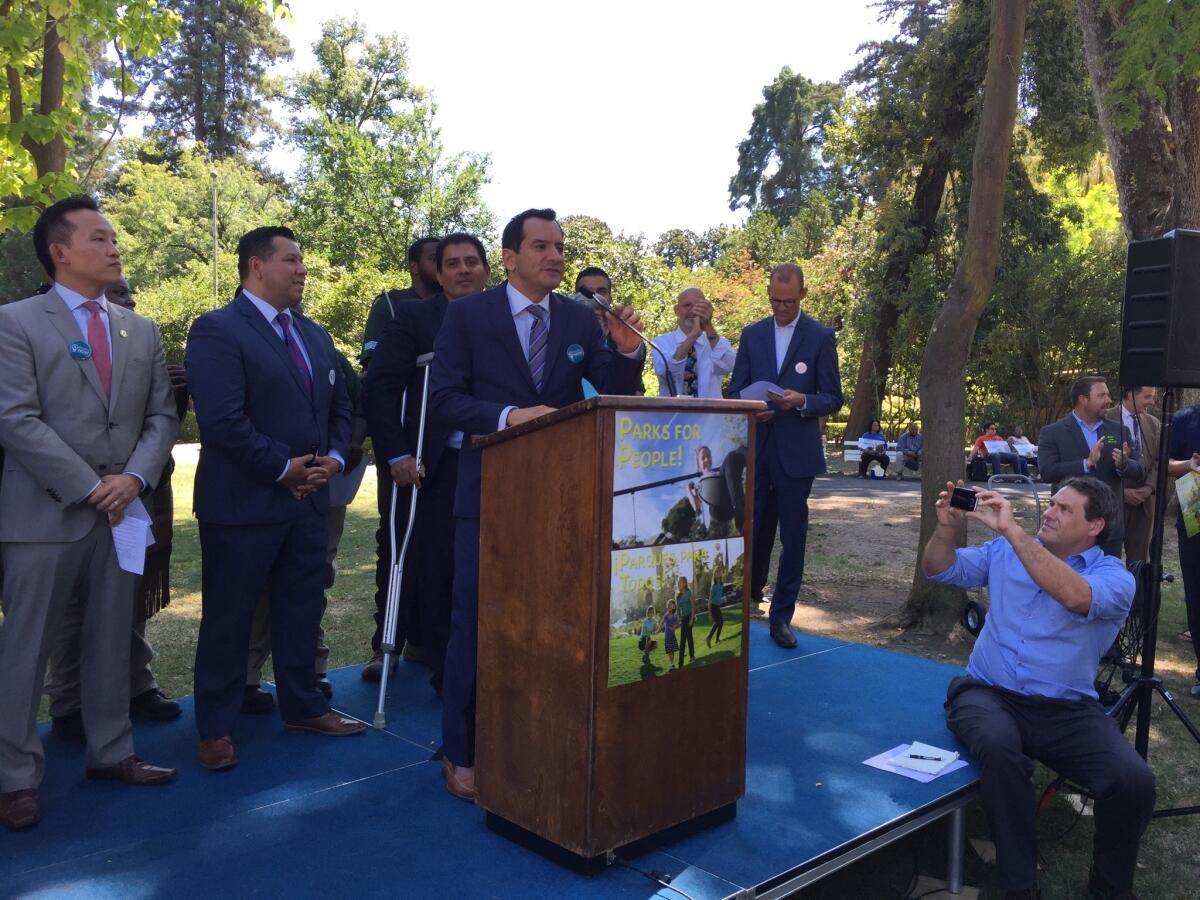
[1076,0,1200,237]
[145,0,291,159]
[288,19,491,273]
[103,141,291,287]
[1,0,182,230]
[653,227,725,270]
[902,0,1028,629]
[728,67,846,225]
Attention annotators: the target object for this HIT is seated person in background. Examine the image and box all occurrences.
[971,422,1029,477]
[923,476,1153,900]
[895,422,922,480]
[857,419,890,478]
[1007,425,1037,469]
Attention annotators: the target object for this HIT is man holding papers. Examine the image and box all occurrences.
[923,475,1153,900]
[0,198,180,831]
[729,262,842,649]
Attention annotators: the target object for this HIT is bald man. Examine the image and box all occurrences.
[652,287,735,398]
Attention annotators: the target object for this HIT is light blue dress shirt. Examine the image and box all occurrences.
[929,538,1135,700]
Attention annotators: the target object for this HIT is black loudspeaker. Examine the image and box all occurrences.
[1120,229,1200,388]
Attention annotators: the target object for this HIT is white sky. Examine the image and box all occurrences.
[269,0,891,239]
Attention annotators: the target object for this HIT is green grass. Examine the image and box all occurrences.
[607,615,744,687]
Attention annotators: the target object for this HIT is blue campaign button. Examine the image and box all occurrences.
[566,343,584,364]
[69,340,92,361]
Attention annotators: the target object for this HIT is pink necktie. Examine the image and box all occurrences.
[82,301,112,398]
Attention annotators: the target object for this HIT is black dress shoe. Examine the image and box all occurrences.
[770,622,798,649]
[241,685,275,715]
[316,675,333,699]
[130,688,183,721]
[51,711,86,744]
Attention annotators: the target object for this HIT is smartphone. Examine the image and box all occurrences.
[1104,433,1118,446]
[767,390,784,401]
[950,486,978,512]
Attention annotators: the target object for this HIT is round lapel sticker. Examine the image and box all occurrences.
[795,361,808,375]
[566,343,584,364]
[69,341,92,361]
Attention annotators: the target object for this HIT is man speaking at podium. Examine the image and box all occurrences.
[429,208,645,800]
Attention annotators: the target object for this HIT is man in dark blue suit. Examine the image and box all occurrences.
[729,263,843,649]
[185,227,365,771]
[361,233,492,691]
[429,209,646,800]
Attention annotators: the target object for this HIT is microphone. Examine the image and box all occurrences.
[576,287,679,397]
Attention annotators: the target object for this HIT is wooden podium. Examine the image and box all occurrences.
[473,396,762,864]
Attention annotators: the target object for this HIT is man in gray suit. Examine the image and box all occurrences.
[1038,375,1144,556]
[0,197,180,831]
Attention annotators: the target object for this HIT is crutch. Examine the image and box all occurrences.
[374,351,434,728]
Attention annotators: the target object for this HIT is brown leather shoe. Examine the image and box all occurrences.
[284,711,366,736]
[198,736,237,771]
[442,757,478,802]
[85,755,177,786]
[0,789,40,830]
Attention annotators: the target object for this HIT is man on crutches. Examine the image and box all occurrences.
[362,235,492,703]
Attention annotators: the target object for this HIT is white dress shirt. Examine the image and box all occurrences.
[774,318,798,374]
[651,328,735,398]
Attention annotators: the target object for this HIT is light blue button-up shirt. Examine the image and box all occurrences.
[929,538,1135,701]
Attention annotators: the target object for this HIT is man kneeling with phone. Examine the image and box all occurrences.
[924,476,1153,900]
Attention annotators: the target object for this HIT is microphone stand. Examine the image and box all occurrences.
[577,287,678,397]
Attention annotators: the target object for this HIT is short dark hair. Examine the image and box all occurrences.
[435,233,488,271]
[1054,476,1119,546]
[1069,375,1106,407]
[769,261,805,288]
[575,266,611,291]
[1120,386,1144,399]
[983,421,996,431]
[408,237,439,264]
[237,226,296,281]
[502,208,559,252]
[33,196,102,278]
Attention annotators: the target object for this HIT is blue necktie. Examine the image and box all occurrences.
[276,313,313,395]
[527,305,548,391]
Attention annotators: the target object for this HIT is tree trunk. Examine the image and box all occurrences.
[1166,77,1200,229]
[191,6,207,144]
[902,0,1027,630]
[21,14,67,177]
[844,157,953,439]
[1076,0,1174,240]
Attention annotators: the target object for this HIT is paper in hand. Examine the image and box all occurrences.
[110,498,155,575]
[738,381,786,403]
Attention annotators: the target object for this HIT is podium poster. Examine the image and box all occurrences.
[607,410,748,687]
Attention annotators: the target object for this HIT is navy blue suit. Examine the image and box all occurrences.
[361,294,457,674]
[429,282,643,766]
[729,312,842,630]
[185,293,352,738]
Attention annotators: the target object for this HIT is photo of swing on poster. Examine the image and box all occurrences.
[607,410,748,688]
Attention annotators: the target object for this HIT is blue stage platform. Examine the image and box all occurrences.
[1,626,978,898]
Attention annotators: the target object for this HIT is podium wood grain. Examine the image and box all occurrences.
[475,397,759,857]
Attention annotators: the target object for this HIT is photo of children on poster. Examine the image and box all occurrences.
[608,411,748,688]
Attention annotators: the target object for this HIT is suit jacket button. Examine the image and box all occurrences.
[98,464,107,472]
[108,422,117,429]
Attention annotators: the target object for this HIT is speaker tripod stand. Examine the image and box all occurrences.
[1107,385,1200,819]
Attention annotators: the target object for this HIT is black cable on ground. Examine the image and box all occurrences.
[611,855,697,900]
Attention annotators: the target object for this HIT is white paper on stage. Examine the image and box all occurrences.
[328,455,368,507]
[863,742,969,783]
[737,380,786,403]
[983,440,1009,455]
[111,498,155,575]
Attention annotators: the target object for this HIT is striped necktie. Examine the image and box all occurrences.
[527,304,548,391]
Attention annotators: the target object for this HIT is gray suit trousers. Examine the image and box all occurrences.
[0,516,136,790]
